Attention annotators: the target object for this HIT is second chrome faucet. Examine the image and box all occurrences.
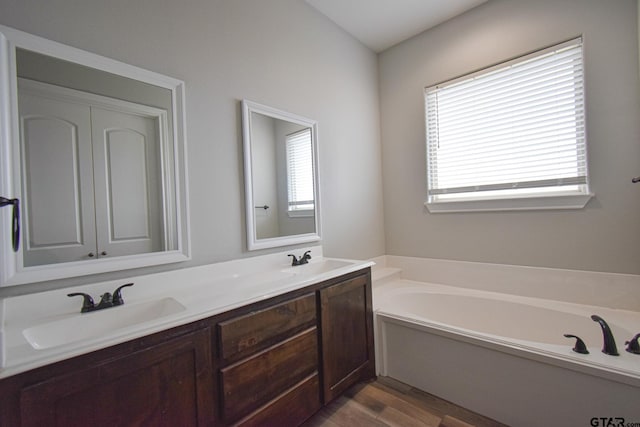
[288,250,312,266]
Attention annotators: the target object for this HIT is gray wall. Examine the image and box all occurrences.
[2,0,638,297]
[0,0,386,295]
[379,0,640,275]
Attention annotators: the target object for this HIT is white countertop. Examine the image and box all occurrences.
[1,246,373,379]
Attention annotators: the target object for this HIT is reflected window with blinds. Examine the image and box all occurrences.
[286,128,315,215]
[425,38,592,212]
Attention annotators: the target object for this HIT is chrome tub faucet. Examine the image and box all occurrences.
[591,315,619,356]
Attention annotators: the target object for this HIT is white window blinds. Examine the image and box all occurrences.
[425,38,590,208]
[286,128,314,212]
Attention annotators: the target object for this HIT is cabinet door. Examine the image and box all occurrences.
[18,83,97,266]
[319,272,375,402]
[18,328,214,427]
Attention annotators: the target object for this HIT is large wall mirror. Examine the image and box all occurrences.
[0,25,190,286]
[242,100,321,250]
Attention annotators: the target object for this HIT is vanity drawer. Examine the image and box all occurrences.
[235,373,321,427]
[218,293,316,362]
[220,327,318,423]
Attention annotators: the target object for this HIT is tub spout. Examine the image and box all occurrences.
[591,315,619,356]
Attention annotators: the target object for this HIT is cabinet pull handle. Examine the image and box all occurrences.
[633,176,640,183]
[0,197,20,252]
[88,252,95,258]
[101,251,107,256]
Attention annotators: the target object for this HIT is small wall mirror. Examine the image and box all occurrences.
[0,25,190,286]
[242,100,321,251]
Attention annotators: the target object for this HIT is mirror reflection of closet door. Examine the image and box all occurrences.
[19,79,163,266]
[90,107,162,258]
[19,90,97,266]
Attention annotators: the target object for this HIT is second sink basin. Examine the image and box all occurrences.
[283,259,353,276]
[23,297,186,350]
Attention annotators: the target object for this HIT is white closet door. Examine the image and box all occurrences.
[18,90,97,266]
[90,107,163,258]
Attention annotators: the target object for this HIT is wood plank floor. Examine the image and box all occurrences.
[302,377,509,427]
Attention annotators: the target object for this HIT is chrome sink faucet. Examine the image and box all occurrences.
[288,250,312,266]
[68,283,134,313]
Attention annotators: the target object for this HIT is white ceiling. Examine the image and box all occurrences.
[305,0,487,53]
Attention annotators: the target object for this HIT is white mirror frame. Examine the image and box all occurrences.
[0,25,191,286]
[242,100,321,251]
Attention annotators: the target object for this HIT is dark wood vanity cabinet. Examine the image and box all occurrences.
[211,269,375,426]
[0,268,374,427]
[0,322,215,427]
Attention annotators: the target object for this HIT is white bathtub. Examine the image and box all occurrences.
[374,279,640,427]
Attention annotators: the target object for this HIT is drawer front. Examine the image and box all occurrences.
[236,373,321,427]
[218,293,316,362]
[220,327,318,423]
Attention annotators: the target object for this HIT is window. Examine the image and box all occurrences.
[286,128,314,215]
[425,38,592,212]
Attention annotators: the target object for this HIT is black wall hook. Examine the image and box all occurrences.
[0,197,20,252]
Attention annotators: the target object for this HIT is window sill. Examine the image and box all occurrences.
[288,209,314,218]
[425,193,594,213]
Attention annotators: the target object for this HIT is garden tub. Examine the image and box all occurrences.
[374,279,640,427]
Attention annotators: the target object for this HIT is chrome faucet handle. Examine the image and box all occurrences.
[112,282,134,306]
[625,333,640,354]
[563,334,589,354]
[298,250,312,265]
[67,292,95,313]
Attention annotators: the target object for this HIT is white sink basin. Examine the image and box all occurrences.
[283,259,353,276]
[230,269,296,284]
[22,297,186,350]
